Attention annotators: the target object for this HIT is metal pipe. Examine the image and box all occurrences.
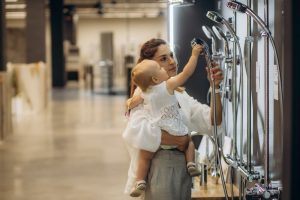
[246,0,252,173]
[263,0,270,188]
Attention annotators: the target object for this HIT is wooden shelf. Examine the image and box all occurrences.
[192,176,239,200]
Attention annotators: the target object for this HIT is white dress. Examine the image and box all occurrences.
[142,81,188,136]
[122,84,220,194]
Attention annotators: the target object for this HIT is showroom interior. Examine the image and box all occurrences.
[0,0,299,199]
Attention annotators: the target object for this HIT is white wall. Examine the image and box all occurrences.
[77,17,168,76]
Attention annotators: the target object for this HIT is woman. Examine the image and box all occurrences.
[124,38,223,200]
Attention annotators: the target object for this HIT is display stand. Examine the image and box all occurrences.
[192,175,239,200]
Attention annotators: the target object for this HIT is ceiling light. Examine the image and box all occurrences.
[168,0,195,5]
[5,4,26,9]
[6,11,26,19]
[168,0,183,4]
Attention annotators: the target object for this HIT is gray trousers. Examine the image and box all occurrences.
[144,149,192,200]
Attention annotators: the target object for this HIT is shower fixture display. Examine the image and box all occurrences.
[226,1,284,199]
[204,12,270,200]
[226,1,283,188]
[206,10,246,172]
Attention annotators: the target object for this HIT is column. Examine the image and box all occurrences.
[0,0,6,71]
[50,0,65,87]
[25,0,46,63]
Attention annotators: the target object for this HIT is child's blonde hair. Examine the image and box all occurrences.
[131,60,157,92]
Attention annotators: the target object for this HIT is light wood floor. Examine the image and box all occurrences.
[0,87,135,200]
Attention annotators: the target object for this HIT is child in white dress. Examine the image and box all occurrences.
[124,44,202,197]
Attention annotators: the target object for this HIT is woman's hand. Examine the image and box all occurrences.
[206,62,223,125]
[206,62,224,88]
[176,135,190,151]
[161,130,190,151]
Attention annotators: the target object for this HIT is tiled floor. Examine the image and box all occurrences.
[0,87,134,200]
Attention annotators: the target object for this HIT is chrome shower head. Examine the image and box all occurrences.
[212,26,225,41]
[226,1,247,13]
[202,25,215,39]
[212,26,230,58]
[226,0,271,35]
[206,11,238,42]
[206,11,223,24]
[202,26,217,55]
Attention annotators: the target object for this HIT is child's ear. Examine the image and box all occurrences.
[152,76,159,84]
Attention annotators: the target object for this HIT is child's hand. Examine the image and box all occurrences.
[191,44,203,57]
[126,95,144,110]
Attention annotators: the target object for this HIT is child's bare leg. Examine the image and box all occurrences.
[185,139,201,177]
[130,149,154,197]
[136,149,154,181]
[185,140,195,163]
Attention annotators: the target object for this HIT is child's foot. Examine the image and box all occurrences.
[130,180,147,197]
[187,162,201,177]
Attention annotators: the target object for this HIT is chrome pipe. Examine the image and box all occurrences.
[246,0,252,173]
[263,0,270,187]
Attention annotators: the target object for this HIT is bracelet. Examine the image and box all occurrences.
[209,87,221,94]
